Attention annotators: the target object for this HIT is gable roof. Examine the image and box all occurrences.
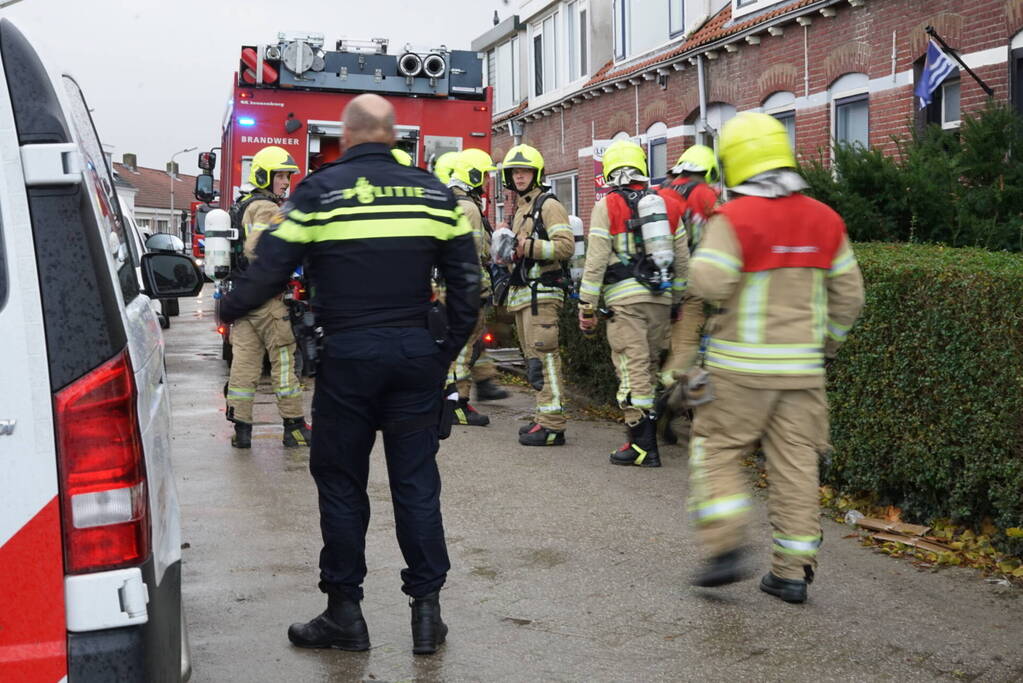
[112,163,216,210]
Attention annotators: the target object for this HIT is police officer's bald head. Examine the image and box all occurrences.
[342,94,396,148]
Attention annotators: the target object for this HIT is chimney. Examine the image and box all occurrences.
[166,161,179,176]
[122,153,137,171]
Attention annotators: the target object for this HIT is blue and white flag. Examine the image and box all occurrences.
[915,40,958,108]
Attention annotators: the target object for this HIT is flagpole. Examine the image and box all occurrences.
[925,26,994,97]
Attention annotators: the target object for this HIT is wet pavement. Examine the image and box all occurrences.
[168,289,1023,682]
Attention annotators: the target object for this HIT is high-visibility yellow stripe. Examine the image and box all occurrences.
[273,215,471,244]
[830,248,857,277]
[288,202,457,224]
[738,272,769,343]
[811,270,826,345]
[692,248,741,274]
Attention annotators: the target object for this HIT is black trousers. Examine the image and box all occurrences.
[310,327,450,601]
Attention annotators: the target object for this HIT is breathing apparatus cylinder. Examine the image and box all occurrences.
[636,193,673,289]
[202,208,237,281]
[569,214,585,284]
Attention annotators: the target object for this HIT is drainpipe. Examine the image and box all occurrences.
[697,53,708,146]
[634,82,640,136]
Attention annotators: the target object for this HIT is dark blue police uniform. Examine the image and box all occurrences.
[220,142,480,601]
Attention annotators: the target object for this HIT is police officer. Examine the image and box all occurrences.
[501,145,575,446]
[577,140,688,467]
[219,94,480,653]
[687,113,864,602]
[224,146,311,449]
[444,148,499,426]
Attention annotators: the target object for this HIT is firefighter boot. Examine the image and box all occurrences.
[759,572,808,604]
[610,415,661,467]
[231,422,252,449]
[410,591,447,655]
[518,424,566,446]
[287,592,371,651]
[451,398,490,427]
[519,421,538,435]
[691,548,751,588]
[475,379,510,401]
[283,417,312,448]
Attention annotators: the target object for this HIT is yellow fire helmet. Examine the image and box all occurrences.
[391,148,413,166]
[718,112,796,188]
[432,151,459,184]
[450,148,496,190]
[501,144,545,190]
[601,139,648,182]
[249,145,299,189]
[672,144,721,184]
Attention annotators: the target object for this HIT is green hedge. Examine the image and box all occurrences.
[556,243,1023,546]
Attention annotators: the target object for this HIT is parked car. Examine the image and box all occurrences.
[0,19,199,682]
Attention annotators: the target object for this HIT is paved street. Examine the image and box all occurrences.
[169,290,1023,682]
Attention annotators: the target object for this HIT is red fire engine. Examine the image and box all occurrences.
[216,32,493,205]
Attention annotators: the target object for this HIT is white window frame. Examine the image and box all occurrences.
[492,37,520,114]
[732,0,789,21]
[941,79,961,130]
[614,0,679,64]
[830,73,870,150]
[531,9,560,100]
[763,91,797,150]
[566,0,590,84]
[548,171,579,217]
[646,121,668,183]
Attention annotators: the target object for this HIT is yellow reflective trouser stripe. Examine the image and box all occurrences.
[672,279,687,292]
[773,533,822,555]
[691,247,741,275]
[692,494,753,523]
[738,272,769,343]
[276,348,301,397]
[631,394,654,409]
[811,270,826,345]
[829,249,857,276]
[536,353,562,414]
[827,318,852,341]
[452,343,472,383]
[616,352,631,406]
[227,386,255,399]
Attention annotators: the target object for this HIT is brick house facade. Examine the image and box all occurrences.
[476,0,1023,226]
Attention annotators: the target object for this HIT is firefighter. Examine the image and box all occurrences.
[224,145,311,449]
[444,148,498,426]
[501,144,575,446]
[686,113,864,603]
[392,147,413,166]
[432,151,459,185]
[657,145,722,443]
[219,94,479,653]
[577,140,688,467]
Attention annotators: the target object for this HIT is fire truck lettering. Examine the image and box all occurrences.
[241,136,300,145]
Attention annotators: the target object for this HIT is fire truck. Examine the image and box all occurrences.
[216,32,493,203]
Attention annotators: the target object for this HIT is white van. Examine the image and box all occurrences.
[0,19,197,682]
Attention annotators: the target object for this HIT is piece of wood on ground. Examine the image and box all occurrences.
[856,517,932,537]
[870,532,951,554]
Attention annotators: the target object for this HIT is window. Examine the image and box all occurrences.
[137,218,151,230]
[732,0,788,20]
[493,38,519,113]
[691,103,737,143]
[1013,32,1023,116]
[62,75,138,302]
[566,1,589,82]
[941,79,961,129]
[157,219,169,232]
[533,12,560,97]
[646,122,668,183]
[763,91,796,149]
[549,172,578,217]
[615,0,675,61]
[830,73,869,148]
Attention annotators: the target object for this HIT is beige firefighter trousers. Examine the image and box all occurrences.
[515,301,567,431]
[226,297,304,424]
[606,302,671,425]
[688,371,829,580]
[449,309,487,399]
[660,294,706,386]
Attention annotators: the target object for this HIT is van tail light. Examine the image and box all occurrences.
[55,349,150,574]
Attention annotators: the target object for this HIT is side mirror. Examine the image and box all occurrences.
[141,252,204,299]
[194,173,216,203]
[198,151,217,172]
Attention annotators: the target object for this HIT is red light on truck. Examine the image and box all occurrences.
[55,350,150,574]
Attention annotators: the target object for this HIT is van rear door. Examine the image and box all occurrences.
[0,19,70,683]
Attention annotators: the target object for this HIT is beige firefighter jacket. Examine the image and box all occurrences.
[241,196,280,261]
[689,214,865,389]
[579,196,689,308]
[505,187,575,312]
[452,187,492,300]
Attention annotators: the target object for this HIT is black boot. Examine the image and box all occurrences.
[476,378,510,401]
[450,398,490,427]
[288,592,371,650]
[609,415,660,467]
[410,591,447,655]
[518,424,565,446]
[231,422,252,449]
[759,572,808,604]
[283,417,312,447]
[691,548,750,588]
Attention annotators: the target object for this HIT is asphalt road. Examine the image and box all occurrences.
[168,288,1023,682]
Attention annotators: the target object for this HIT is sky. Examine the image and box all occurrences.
[1,0,511,175]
